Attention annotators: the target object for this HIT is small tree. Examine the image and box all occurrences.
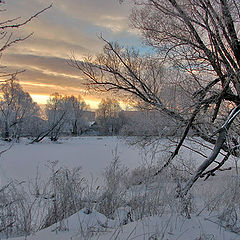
[96,98,122,135]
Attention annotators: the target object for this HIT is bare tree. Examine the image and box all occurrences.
[70,0,240,194]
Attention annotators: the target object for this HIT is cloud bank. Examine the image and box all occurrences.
[0,0,141,108]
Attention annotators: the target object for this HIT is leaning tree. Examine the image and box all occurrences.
[70,0,240,194]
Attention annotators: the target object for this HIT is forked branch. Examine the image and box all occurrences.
[182,105,240,195]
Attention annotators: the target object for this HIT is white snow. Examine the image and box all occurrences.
[10,212,239,240]
[0,136,239,240]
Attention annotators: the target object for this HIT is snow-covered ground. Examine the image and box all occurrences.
[0,136,236,186]
[0,136,239,240]
[11,210,239,240]
[0,136,142,186]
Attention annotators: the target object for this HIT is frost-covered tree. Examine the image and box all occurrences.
[96,98,123,135]
[63,95,88,135]
[45,93,67,141]
[45,93,88,140]
[0,78,40,140]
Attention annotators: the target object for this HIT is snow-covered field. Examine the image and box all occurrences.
[0,136,142,186]
[0,136,239,240]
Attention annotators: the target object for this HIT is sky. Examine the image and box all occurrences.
[1,0,142,109]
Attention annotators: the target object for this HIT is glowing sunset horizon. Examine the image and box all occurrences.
[30,93,128,111]
[30,94,101,110]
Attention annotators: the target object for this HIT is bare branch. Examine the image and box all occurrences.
[0,4,53,30]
